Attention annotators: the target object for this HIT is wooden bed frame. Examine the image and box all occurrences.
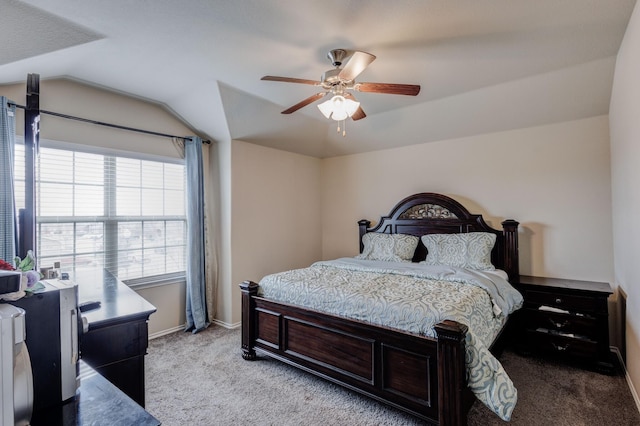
[240,193,519,425]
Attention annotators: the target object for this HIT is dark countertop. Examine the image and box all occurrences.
[518,275,613,295]
[30,361,160,426]
[76,361,160,426]
[75,269,157,330]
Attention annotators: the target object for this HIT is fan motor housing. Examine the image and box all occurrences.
[322,68,343,85]
[327,49,348,67]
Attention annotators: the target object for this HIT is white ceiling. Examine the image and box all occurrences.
[0,0,636,158]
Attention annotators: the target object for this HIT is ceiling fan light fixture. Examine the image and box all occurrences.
[317,95,360,121]
[317,98,334,119]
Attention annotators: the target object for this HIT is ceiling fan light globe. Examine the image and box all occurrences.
[344,98,360,117]
[331,109,349,121]
[317,99,334,119]
[332,95,345,104]
[330,95,351,121]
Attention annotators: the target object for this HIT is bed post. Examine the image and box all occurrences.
[501,219,520,284]
[240,280,259,360]
[358,219,371,253]
[435,320,468,426]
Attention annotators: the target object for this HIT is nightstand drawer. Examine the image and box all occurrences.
[523,309,596,338]
[526,330,598,359]
[525,290,601,313]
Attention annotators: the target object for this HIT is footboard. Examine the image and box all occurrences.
[240,281,470,425]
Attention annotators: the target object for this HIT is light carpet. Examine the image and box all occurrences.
[145,326,640,425]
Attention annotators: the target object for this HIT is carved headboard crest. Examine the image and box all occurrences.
[399,203,458,220]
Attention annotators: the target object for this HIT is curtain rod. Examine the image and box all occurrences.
[8,102,211,144]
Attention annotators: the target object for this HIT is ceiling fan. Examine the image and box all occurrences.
[261,49,421,128]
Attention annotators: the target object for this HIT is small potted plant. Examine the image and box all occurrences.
[0,251,44,301]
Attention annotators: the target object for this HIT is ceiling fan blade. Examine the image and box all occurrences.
[261,76,320,86]
[350,106,366,121]
[343,92,366,121]
[354,82,421,96]
[338,51,376,81]
[281,92,326,114]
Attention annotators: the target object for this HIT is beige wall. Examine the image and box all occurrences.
[610,0,640,404]
[2,79,192,158]
[225,140,322,326]
[138,281,186,337]
[322,116,614,283]
[214,139,234,326]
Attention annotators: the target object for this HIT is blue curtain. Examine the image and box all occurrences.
[0,97,17,263]
[184,136,209,333]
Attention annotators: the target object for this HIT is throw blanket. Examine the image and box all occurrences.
[258,258,523,421]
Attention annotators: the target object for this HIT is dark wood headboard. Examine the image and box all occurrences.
[358,193,520,283]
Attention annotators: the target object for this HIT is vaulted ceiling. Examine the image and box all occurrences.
[0,0,636,157]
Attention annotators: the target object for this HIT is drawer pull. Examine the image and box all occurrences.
[549,319,569,329]
[555,298,563,304]
[552,342,570,352]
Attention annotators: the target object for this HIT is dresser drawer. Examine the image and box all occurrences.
[522,309,596,339]
[81,320,148,367]
[526,330,598,360]
[525,290,601,313]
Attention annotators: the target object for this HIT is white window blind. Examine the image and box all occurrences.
[15,143,186,283]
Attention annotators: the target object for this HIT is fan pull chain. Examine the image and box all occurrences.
[337,119,347,137]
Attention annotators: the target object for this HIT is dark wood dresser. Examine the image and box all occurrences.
[30,361,160,426]
[76,269,157,407]
[515,275,614,373]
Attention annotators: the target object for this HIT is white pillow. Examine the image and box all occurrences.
[356,233,419,262]
[421,232,496,270]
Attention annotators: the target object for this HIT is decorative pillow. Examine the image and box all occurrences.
[421,232,496,270]
[356,233,419,262]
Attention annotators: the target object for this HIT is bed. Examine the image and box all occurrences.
[240,192,522,425]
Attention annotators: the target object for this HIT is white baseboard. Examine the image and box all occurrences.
[149,325,184,340]
[611,346,640,413]
[149,319,240,340]
[211,319,240,329]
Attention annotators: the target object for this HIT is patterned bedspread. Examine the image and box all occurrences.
[258,258,523,421]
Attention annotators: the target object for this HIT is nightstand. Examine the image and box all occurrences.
[514,275,614,373]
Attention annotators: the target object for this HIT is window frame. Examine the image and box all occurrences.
[15,138,187,287]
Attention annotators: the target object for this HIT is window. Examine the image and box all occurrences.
[14,142,186,284]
